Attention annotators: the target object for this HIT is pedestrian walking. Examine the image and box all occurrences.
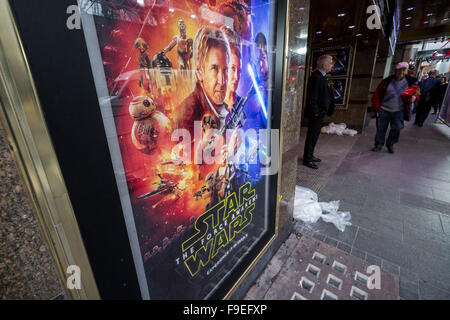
[415,70,441,126]
[371,62,420,153]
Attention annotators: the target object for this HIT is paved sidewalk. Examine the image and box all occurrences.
[296,127,359,194]
[296,116,450,300]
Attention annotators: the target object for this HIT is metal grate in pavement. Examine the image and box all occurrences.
[261,235,399,300]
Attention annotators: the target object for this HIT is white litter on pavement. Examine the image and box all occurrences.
[321,122,358,136]
[293,186,352,232]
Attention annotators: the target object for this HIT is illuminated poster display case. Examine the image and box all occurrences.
[0,0,288,299]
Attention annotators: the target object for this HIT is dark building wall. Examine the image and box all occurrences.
[326,40,379,131]
[302,0,386,132]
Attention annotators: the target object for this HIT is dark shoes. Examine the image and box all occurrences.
[372,146,382,152]
[372,145,394,153]
[302,156,321,169]
[303,161,319,170]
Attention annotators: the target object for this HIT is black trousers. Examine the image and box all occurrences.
[303,115,324,162]
[415,100,435,125]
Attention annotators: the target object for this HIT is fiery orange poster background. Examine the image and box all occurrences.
[98,2,231,254]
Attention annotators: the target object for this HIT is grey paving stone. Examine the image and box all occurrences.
[432,188,450,204]
[423,169,450,184]
[322,177,349,193]
[402,206,444,234]
[337,242,352,254]
[350,247,366,260]
[350,212,403,242]
[374,202,412,220]
[398,184,434,199]
[399,267,418,282]
[342,171,373,186]
[366,253,381,267]
[399,287,419,300]
[324,237,338,248]
[363,183,401,203]
[402,221,450,259]
[336,201,364,214]
[378,170,450,192]
[332,188,368,207]
[306,220,358,246]
[334,161,358,176]
[363,196,402,213]
[365,203,405,223]
[441,214,450,234]
[400,191,450,216]
[299,225,314,237]
[382,260,399,276]
[419,281,450,300]
[405,247,450,293]
[345,151,361,162]
[317,190,338,203]
[312,232,326,242]
[353,228,412,268]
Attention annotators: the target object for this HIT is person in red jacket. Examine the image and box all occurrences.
[371,62,420,153]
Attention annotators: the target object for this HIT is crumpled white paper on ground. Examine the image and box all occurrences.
[293,186,352,232]
[321,122,358,137]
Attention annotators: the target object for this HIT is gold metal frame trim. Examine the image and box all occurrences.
[0,0,99,300]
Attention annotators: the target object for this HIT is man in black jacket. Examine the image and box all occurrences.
[302,55,335,169]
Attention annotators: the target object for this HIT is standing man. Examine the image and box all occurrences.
[371,62,419,153]
[415,70,441,126]
[302,55,335,170]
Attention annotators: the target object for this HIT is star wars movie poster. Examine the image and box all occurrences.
[80,0,277,299]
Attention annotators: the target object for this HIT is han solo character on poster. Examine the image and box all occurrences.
[178,26,231,135]
[177,26,242,209]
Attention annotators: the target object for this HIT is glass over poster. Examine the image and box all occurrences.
[79,0,282,300]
